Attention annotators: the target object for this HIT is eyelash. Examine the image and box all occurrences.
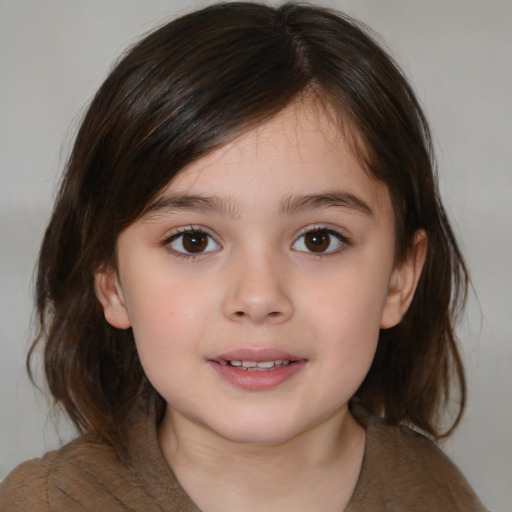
[162,227,220,260]
[292,226,351,257]
[161,225,351,260]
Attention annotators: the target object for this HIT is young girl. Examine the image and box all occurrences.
[0,2,488,511]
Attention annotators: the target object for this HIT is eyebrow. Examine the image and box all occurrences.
[144,191,373,219]
[145,194,240,218]
[279,192,374,217]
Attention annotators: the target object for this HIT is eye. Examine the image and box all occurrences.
[292,228,347,254]
[167,229,220,255]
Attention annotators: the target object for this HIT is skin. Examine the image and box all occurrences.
[95,99,426,512]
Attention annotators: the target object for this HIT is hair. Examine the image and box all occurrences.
[29,1,468,448]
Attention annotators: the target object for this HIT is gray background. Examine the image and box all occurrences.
[1,1,510,510]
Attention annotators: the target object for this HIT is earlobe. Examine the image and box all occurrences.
[380,230,427,329]
[94,268,132,329]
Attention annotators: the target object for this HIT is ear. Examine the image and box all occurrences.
[94,267,132,329]
[380,230,427,329]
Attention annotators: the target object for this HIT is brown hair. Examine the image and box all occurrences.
[30,2,468,447]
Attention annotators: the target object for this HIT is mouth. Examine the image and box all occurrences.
[208,349,306,390]
[210,348,305,369]
[219,359,294,371]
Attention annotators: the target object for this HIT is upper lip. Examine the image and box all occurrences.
[210,348,304,363]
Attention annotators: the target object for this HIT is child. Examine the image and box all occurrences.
[0,2,488,511]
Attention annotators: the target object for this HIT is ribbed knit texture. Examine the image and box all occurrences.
[0,401,487,511]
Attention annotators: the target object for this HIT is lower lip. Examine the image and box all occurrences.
[208,361,306,391]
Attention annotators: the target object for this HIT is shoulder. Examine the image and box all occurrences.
[0,433,141,511]
[349,405,488,512]
[0,451,56,512]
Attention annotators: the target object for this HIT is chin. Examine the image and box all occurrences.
[208,415,307,446]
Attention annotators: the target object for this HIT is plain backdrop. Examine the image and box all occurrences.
[1,1,510,510]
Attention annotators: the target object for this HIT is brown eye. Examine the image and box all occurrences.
[182,232,208,253]
[292,228,345,254]
[304,231,330,252]
[169,230,220,255]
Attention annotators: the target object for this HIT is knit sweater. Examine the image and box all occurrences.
[0,401,487,511]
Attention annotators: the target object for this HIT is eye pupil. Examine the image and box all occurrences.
[183,233,207,252]
[305,231,330,252]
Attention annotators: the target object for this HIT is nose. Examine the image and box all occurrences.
[222,250,294,325]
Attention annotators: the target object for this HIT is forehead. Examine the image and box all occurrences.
[151,100,393,221]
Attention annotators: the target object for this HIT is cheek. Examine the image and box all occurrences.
[300,257,391,370]
[304,261,392,334]
[128,297,203,401]
[310,293,381,366]
[124,268,210,331]
[121,275,214,375]
[306,293,381,402]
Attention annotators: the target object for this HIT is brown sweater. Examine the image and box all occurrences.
[0,402,487,511]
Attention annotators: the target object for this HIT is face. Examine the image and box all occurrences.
[96,100,423,446]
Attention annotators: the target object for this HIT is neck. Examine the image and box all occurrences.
[158,406,365,512]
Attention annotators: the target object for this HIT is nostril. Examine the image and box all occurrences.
[234,310,281,319]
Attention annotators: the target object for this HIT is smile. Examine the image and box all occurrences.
[219,360,291,371]
[209,349,306,390]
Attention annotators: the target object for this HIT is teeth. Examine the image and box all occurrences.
[256,361,275,369]
[225,359,292,370]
